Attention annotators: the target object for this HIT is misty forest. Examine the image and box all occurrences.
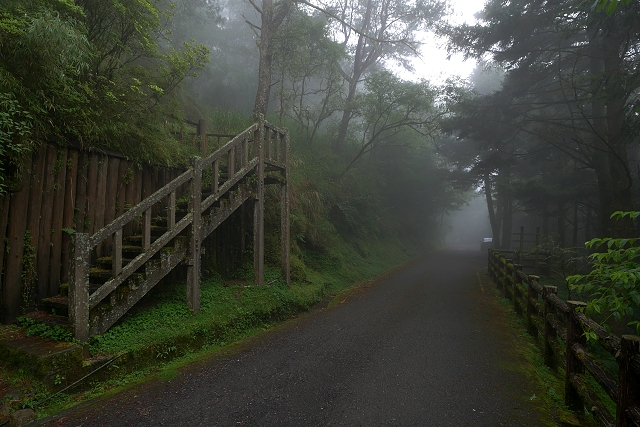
[2,0,640,421]
[6,0,640,425]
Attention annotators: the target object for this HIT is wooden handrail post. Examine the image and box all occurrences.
[198,119,207,156]
[527,275,539,337]
[519,226,524,264]
[69,232,90,342]
[513,264,523,315]
[566,300,588,410]
[543,285,558,371]
[280,130,290,286]
[187,156,203,313]
[617,335,640,427]
[504,259,513,300]
[253,116,265,286]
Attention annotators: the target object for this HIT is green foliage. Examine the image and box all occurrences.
[567,211,640,333]
[0,92,33,192]
[15,317,74,342]
[0,0,211,189]
[595,0,634,14]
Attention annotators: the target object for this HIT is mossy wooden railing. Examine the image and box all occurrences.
[488,249,640,427]
[69,118,290,342]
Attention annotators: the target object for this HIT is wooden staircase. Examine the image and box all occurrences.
[28,119,290,342]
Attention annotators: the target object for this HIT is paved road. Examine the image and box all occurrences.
[46,249,545,426]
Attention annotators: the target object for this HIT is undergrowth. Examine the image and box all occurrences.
[487,282,600,427]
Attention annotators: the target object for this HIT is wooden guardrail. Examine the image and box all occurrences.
[488,249,640,427]
[69,117,290,342]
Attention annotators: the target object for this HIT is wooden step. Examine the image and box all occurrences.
[39,295,69,317]
[24,311,71,330]
[97,256,134,270]
[89,268,112,285]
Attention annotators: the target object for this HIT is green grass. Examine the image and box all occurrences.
[0,234,419,422]
[481,273,601,427]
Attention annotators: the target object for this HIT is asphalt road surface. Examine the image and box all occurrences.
[45,249,546,426]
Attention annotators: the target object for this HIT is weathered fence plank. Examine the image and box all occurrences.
[61,150,79,284]
[25,146,46,300]
[85,154,99,235]
[3,156,33,323]
[94,157,108,257]
[74,152,89,233]
[36,147,58,301]
[49,148,69,295]
[103,158,120,254]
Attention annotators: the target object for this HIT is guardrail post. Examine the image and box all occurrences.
[518,226,524,264]
[543,286,558,371]
[504,259,513,301]
[69,232,90,342]
[617,335,640,427]
[187,156,203,313]
[254,116,265,286]
[280,130,290,286]
[527,275,539,337]
[566,300,587,410]
[513,264,523,315]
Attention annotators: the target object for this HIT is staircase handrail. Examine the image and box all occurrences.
[69,120,282,341]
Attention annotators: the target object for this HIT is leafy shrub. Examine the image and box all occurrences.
[567,211,640,335]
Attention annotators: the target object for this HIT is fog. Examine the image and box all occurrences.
[444,195,492,249]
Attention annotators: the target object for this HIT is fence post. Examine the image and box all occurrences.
[527,275,539,337]
[543,286,558,371]
[488,249,494,281]
[491,251,503,290]
[617,335,640,427]
[69,232,90,342]
[187,156,202,313]
[504,259,513,301]
[565,300,587,410]
[512,264,523,315]
[519,226,524,264]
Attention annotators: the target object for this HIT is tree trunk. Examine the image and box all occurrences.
[501,192,512,250]
[589,13,635,237]
[557,200,566,248]
[573,202,579,247]
[334,0,373,152]
[253,1,275,119]
[484,171,501,248]
[542,200,550,236]
[252,0,292,119]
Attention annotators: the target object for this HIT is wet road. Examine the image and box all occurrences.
[45,249,545,426]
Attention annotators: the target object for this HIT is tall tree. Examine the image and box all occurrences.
[445,0,640,237]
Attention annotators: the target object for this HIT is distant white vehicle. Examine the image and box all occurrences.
[480,237,493,250]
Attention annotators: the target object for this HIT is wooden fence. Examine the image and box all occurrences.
[488,249,640,427]
[0,143,184,324]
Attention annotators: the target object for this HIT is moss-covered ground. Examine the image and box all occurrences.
[0,235,419,422]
